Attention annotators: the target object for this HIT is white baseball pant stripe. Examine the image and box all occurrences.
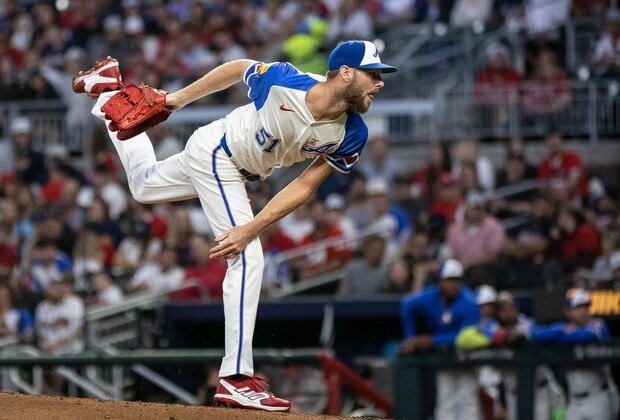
[92,93,263,377]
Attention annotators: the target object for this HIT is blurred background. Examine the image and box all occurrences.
[0,0,620,418]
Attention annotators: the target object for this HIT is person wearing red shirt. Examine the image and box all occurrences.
[474,43,522,105]
[411,142,453,202]
[522,50,573,115]
[297,201,351,280]
[537,130,586,197]
[552,207,601,275]
[171,234,227,301]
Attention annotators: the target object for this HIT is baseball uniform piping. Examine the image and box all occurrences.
[212,140,246,375]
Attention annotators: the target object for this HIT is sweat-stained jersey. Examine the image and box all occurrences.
[222,61,368,179]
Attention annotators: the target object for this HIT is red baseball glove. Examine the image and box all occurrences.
[101,84,171,140]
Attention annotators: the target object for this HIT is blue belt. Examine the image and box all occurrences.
[219,136,260,182]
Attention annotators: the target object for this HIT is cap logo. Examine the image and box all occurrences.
[373,48,379,58]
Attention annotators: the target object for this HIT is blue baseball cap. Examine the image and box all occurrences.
[328,40,397,73]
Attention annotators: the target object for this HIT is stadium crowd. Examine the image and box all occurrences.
[0,0,618,414]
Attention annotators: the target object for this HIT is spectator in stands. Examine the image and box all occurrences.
[282,16,328,75]
[585,232,620,289]
[27,239,73,294]
[400,259,480,420]
[551,207,601,276]
[457,161,483,197]
[261,222,297,294]
[90,272,124,306]
[166,205,194,267]
[386,257,414,293]
[359,137,402,186]
[111,220,158,278]
[7,117,48,186]
[326,0,374,44]
[401,230,437,291]
[474,44,522,139]
[37,210,76,256]
[413,0,454,23]
[84,196,124,251]
[538,129,586,199]
[39,47,92,151]
[429,172,462,237]
[128,246,184,294]
[411,142,453,201]
[393,174,426,226]
[522,50,573,121]
[35,276,84,355]
[0,284,33,343]
[532,289,618,420]
[502,195,554,289]
[86,14,130,65]
[592,9,620,78]
[491,139,538,218]
[171,234,227,301]
[447,192,506,286]
[338,235,387,297]
[297,200,351,281]
[149,124,183,161]
[72,230,104,291]
[324,193,357,240]
[90,157,128,221]
[454,140,495,192]
[366,179,411,257]
[35,276,84,395]
[450,0,493,28]
[344,173,373,230]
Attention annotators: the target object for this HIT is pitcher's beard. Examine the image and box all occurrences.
[341,80,370,114]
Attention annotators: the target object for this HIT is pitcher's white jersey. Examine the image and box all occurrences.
[223,61,368,178]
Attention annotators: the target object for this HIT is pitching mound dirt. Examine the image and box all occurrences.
[0,392,342,419]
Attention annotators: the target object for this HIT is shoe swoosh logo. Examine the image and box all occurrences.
[279,105,294,112]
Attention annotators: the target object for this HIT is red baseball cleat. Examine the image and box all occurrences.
[73,57,123,98]
[213,375,291,412]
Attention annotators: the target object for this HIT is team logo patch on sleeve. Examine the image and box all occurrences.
[257,62,274,75]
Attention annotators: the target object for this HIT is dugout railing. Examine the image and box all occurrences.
[394,342,620,420]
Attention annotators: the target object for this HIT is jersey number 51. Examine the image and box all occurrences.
[255,128,280,153]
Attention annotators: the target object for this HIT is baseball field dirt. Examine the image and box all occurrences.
[0,392,342,419]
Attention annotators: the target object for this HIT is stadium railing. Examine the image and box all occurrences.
[394,342,620,420]
[0,347,393,416]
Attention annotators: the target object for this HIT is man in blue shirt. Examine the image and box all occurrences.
[400,258,480,420]
[533,289,618,420]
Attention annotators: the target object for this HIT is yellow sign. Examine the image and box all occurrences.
[589,291,620,315]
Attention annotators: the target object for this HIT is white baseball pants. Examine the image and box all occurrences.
[435,369,481,420]
[93,93,263,377]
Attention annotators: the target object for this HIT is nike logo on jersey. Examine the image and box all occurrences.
[279,105,294,112]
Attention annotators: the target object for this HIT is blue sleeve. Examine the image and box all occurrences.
[432,331,458,346]
[531,323,565,343]
[560,320,610,344]
[324,113,368,173]
[18,310,34,337]
[400,294,421,338]
[244,61,317,110]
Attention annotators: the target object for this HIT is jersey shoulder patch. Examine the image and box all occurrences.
[244,61,319,110]
[324,113,368,173]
